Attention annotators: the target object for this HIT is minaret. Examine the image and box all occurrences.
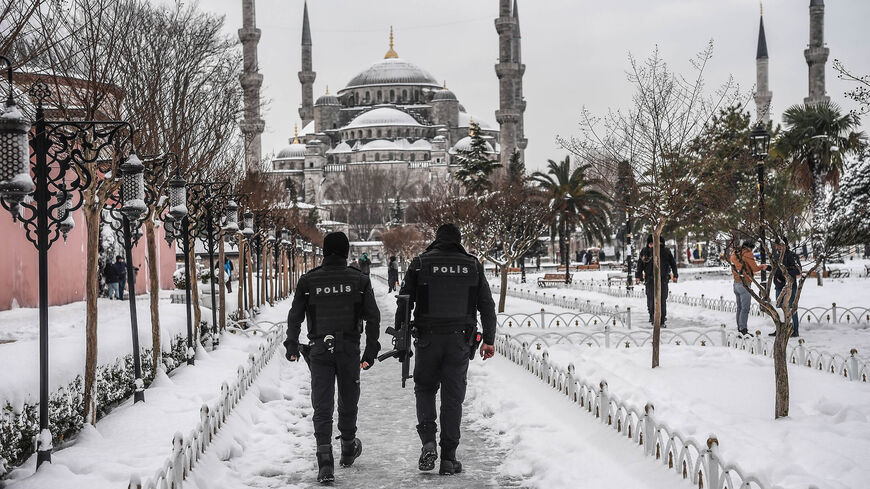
[513,0,527,154]
[495,0,525,168]
[804,0,830,105]
[239,0,265,173]
[299,1,316,128]
[754,6,772,124]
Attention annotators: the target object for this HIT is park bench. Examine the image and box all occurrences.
[538,273,572,287]
[507,267,522,274]
[829,268,851,279]
[689,259,706,265]
[606,273,626,283]
[558,264,600,272]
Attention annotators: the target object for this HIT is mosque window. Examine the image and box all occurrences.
[390,89,395,101]
[410,153,416,162]
[402,89,408,101]
[367,129,372,138]
[377,129,382,138]
[364,92,370,103]
[387,129,392,138]
[333,123,337,129]
[375,153,380,161]
[377,90,382,102]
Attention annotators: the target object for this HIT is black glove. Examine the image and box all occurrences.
[284,340,299,361]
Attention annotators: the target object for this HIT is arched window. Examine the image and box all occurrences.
[362,153,367,162]
[377,90,382,102]
[333,123,337,129]
[345,156,351,163]
[390,89,395,101]
[375,153,380,161]
[387,129,392,138]
[402,89,408,101]
[367,129,372,138]
[354,92,360,104]
[364,92,370,103]
[377,129,382,138]
[410,153,416,162]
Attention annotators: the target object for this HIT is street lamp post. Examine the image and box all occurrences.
[625,209,634,291]
[562,192,572,284]
[0,72,136,468]
[241,210,255,317]
[165,171,195,365]
[750,124,771,290]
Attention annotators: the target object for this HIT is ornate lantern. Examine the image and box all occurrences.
[749,124,771,160]
[163,213,176,245]
[280,228,290,245]
[120,152,147,220]
[267,228,276,242]
[168,173,188,220]
[0,100,35,207]
[242,210,254,238]
[57,185,75,241]
[222,199,238,233]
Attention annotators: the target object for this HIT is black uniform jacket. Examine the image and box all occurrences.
[285,255,381,364]
[396,240,497,345]
[635,245,679,283]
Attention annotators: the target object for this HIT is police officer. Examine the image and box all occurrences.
[284,232,381,484]
[635,234,678,326]
[396,223,496,475]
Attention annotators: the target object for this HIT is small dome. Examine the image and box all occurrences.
[432,88,457,102]
[450,136,495,154]
[315,93,340,106]
[276,143,306,159]
[345,107,422,129]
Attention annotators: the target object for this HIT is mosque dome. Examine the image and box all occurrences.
[277,143,306,159]
[315,92,340,106]
[450,136,495,154]
[345,106,423,129]
[432,88,458,102]
[344,58,440,90]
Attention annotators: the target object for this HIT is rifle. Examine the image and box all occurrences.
[377,294,413,387]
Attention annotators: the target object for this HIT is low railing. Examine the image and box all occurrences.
[495,334,774,489]
[129,318,284,489]
[497,309,627,330]
[492,284,630,328]
[499,280,870,326]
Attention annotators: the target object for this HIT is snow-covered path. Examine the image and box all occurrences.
[189,280,683,489]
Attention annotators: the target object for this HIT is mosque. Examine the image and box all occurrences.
[259,1,527,238]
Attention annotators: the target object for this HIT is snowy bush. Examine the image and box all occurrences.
[0,335,188,472]
[173,268,187,289]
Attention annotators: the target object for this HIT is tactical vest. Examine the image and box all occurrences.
[414,252,479,325]
[306,268,364,336]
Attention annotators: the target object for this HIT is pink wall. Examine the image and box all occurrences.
[0,209,176,310]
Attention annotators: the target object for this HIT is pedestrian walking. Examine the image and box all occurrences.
[396,223,496,475]
[224,257,233,293]
[114,256,127,300]
[358,252,371,275]
[635,235,678,326]
[769,239,801,338]
[388,255,399,292]
[729,241,769,336]
[284,232,381,484]
[103,260,120,299]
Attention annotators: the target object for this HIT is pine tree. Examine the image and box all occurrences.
[829,156,870,246]
[507,150,525,182]
[454,122,502,194]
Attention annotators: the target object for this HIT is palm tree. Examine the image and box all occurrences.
[532,156,611,267]
[776,101,866,283]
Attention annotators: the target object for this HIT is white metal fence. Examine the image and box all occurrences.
[128,318,284,489]
[495,334,775,489]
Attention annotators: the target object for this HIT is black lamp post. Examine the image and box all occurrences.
[165,171,195,365]
[750,123,771,289]
[625,209,634,290]
[562,192,572,284]
[241,209,255,316]
[0,70,136,468]
[103,152,149,403]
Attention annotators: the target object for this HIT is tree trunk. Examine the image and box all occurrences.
[83,192,100,425]
[811,169,827,287]
[145,218,162,373]
[218,237,226,332]
[189,243,201,340]
[498,262,509,313]
[246,246,254,311]
[651,222,665,369]
[237,240,244,317]
[773,321,790,418]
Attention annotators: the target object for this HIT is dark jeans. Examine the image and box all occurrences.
[645,280,669,323]
[413,332,470,461]
[388,272,398,292]
[309,340,361,446]
[118,278,126,300]
[775,284,799,336]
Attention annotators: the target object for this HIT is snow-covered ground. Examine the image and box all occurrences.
[541,344,870,489]
[2,300,287,489]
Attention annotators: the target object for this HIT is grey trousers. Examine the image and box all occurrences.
[733,282,752,332]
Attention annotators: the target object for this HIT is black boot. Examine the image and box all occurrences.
[439,459,463,475]
[339,438,362,467]
[316,444,334,484]
[418,441,438,471]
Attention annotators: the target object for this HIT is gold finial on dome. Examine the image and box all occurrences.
[384,26,399,59]
[325,85,329,95]
[443,80,447,89]
[469,116,475,136]
[293,123,299,144]
[760,1,763,15]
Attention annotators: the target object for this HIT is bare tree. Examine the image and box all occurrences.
[381,225,428,266]
[559,43,742,368]
[326,166,416,240]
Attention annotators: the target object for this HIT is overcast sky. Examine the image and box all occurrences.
[197,0,870,172]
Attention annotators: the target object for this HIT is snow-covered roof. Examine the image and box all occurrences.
[342,58,440,90]
[331,138,434,153]
[344,107,422,129]
[326,141,353,154]
[432,88,458,102]
[350,241,384,247]
[299,120,315,136]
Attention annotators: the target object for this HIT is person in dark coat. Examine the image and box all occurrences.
[388,255,400,292]
[113,256,127,300]
[635,235,679,326]
[103,260,120,299]
[396,223,496,475]
[358,252,371,275]
[769,239,801,337]
[284,232,381,484]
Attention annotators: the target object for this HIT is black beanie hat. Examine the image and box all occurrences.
[647,234,654,245]
[323,232,350,258]
[436,223,462,244]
